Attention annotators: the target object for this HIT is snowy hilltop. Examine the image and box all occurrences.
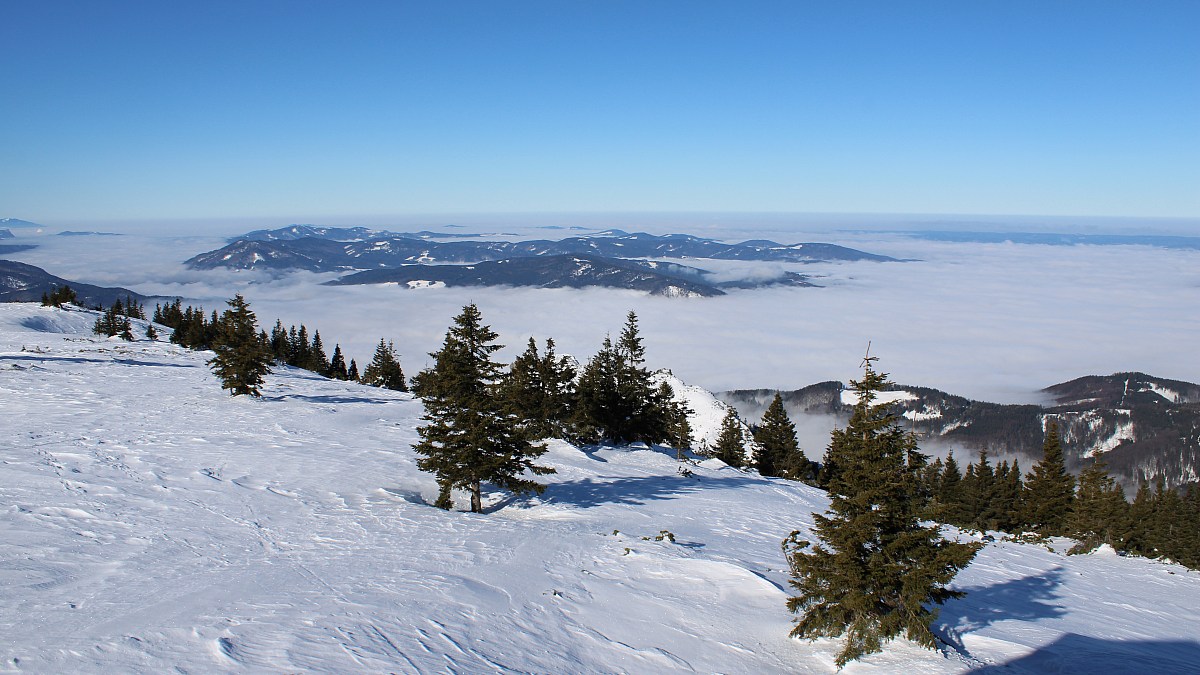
[2,302,1199,673]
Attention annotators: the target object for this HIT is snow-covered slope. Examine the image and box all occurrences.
[3,303,1199,673]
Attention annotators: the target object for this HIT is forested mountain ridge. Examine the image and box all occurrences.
[186,229,896,273]
[324,254,815,296]
[724,372,1200,492]
[0,259,153,308]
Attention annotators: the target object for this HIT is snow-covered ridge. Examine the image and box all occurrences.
[840,388,917,406]
[3,302,1200,673]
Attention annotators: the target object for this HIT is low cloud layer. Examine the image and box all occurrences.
[7,224,1198,405]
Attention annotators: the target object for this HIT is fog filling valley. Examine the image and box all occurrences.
[8,217,1198,421]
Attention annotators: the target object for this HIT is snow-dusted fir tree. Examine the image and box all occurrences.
[412,304,554,513]
[207,294,272,397]
[362,338,408,391]
[784,356,980,668]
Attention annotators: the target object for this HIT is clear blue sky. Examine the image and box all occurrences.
[3,1,1198,224]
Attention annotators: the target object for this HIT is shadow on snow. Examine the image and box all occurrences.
[935,568,1068,655]
[505,472,763,510]
[969,633,1200,674]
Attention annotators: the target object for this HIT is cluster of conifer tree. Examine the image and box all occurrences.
[40,285,77,308]
[92,296,147,341]
[412,306,698,511]
[151,297,409,395]
[911,421,1200,567]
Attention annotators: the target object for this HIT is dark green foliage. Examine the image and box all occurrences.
[308,331,328,373]
[658,381,695,453]
[42,285,77,307]
[1024,421,1076,536]
[328,344,349,380]
[206,294,272,397]
[347,359,359,382]
[500,337,577,440]
[362,338,408,391]
[572,312,672,445]
[785,360,981,668]
[1067,457,1129,554]
[412,304,555,513]
[145,323,159,340]
[1122,480,1200,568]
[989,460,1025,533]
[713,407,747,468]
[754,393,812,480]
[959,450,996,531]
[92,303,135,341]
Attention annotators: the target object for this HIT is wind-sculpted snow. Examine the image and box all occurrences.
[3,303,1200,673]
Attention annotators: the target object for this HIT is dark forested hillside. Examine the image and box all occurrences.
[724,372,1200,492]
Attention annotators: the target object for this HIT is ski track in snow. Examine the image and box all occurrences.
[2,303,1200,673]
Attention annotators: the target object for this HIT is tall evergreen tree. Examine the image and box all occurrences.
[308,330,329,374]
[207,294,272,397]
[754,393,811,480]
[328,344,349,380]
[1024,421,1076,536]
[1067,457,1129,554]
[347,359,359,382]
[713,407,748,468]
[362,338,408,391]
[659,381,695,453]
[572,312,670,444]
[412,304,554,513]
[784,358,980,668]
[500,337,577,440]
[989,460,1025,533]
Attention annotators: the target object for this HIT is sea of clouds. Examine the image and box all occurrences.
[8,214,1199,406]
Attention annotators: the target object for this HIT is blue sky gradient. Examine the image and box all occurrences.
[3,1,1198,224]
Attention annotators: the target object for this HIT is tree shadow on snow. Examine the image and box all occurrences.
[935,568,1068,655]
[0,353,191,369]
[969,633,1200,674]
[522,473,763,509]
[263,393,395,405]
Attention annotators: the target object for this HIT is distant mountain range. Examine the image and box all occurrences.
[723,372,1200,492]
[326,254,815,297]
[904,230,1200,250]
[0,260,152,308]
[186,226,894,294]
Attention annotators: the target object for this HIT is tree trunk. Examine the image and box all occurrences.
[470,480,482,513]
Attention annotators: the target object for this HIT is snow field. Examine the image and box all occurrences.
[2,303,1199,673]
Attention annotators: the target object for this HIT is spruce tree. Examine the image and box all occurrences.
[754,392,811,480]
[328,344,349,380]
[784,358,980,667]
[207,294,272,397]
[362,338,408,391]
[1067,457,1129,554]
[657,381,694,453]
[412,304,555,513]
[1024,421,1076,536]
[347,359,359,382]
[713,407,747,468]
[573,312,670,444]
[309,330,329,374]
[500,337,576,441]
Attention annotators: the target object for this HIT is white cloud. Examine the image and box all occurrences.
[6,224,1198,404]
